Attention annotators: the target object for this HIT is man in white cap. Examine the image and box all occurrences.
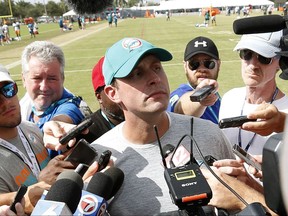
[219,30,288,155]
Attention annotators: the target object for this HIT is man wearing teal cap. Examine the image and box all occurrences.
[90,37,235,215]
[42,38,235,215]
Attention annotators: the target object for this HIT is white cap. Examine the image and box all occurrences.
[233,30,282,58]
[0,64,13,83]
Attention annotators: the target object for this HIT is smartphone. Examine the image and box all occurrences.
[10,185,27,213]
[232,144,262,171]
[190,85,215,102]
[97,150,112,172]
[219,115,257,129]
[59,117,93,145]
[65,138,98,166]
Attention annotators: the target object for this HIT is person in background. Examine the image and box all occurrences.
[42,37,235,215]
[219,30,288,155]
[19,41,89,158]
[27,22,35,38]
[79,56,124,143]
[168,36,221,124]
[12,21,21,40]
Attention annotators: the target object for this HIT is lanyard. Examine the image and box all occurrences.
[238,87,279,151]
[0,127,41,177]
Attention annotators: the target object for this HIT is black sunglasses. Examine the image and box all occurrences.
[0,82,18,98]
[188,60,216,71]
[239,49,273,65]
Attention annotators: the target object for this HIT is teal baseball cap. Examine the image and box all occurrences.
[103,38,173,85]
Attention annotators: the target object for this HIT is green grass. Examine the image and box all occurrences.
[2,12,288,112]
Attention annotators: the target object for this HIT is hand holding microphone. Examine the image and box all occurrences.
[190,79,218,106]
[43,117,92,152]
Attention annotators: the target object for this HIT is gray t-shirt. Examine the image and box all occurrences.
[91,112,234,216]
[0,121,49,193]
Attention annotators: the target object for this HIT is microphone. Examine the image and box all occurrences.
[67,0,113,14]
[233,15,288,34]
[31,170,83,215]
[74,167,124,216]
[103,167,125,198]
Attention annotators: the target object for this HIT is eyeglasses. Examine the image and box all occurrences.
[239,49,273,65]
[0,82,18,98]
[188,60,216,71]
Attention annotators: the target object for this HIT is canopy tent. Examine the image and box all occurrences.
[134,0,274,11]
[63,9,77,17]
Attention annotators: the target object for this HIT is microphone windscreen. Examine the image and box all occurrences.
[45,170,83,213]
[86,172,113,200]
[233,15,286,34]
[67,0,113,14]
[104,167,124,198]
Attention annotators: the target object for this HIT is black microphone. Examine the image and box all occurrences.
[31,170,83,215]
[103,167,124,198]
[233,15,288,34]
[74,167,124,215]
[67,0,113,14]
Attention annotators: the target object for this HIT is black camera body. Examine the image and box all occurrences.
[164,162,212,210]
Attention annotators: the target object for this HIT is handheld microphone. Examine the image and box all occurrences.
[103,167,125,198]
[67,0,113,14]
[31,170,83,216]
[233,15,288,34]
[74,167,124,216]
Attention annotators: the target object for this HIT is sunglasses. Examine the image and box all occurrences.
[188,60,216,71]
[0,82,18,98]
[239,49,273,65]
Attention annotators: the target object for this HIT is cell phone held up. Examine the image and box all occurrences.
[190,85,215,102]
[232,144,262,171]
[10,185,27,213]
[64,138,98,166]
[219,115,257,129]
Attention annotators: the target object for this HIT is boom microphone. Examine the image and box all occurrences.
[67,0,113,14]
[32,171,83,215]
[233,15,288,34]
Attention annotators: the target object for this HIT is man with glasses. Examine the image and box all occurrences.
[219,30,288,155]
[0,65,96,214]
[168,36,221,124]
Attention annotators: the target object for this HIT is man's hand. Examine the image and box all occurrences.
[243,103,286,136]
[37,154,77,185]
[43,120,86,151]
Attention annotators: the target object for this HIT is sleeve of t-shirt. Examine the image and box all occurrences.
[54,102,84,124]
[167,84,192,112]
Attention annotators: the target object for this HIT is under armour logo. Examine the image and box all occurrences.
[194,41,207,47]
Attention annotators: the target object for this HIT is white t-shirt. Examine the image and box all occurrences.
[219,87,288,154]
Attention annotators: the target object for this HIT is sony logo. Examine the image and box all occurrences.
[182,182,197,187]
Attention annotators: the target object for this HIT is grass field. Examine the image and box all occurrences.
[1,11,287,112]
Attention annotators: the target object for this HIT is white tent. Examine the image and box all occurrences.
[135,0,274,11]
[63,9,77,17]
